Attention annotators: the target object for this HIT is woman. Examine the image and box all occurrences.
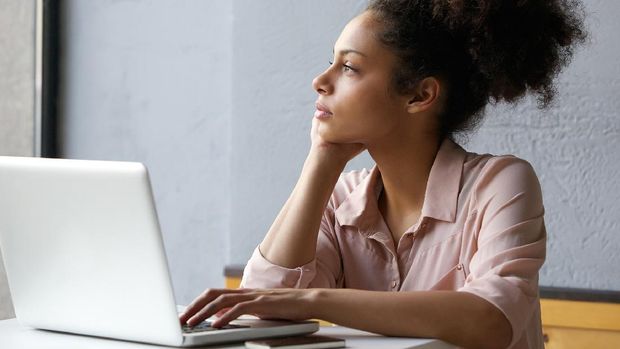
[180,1,586,348]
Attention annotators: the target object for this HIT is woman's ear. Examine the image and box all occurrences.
[405,77,441,115]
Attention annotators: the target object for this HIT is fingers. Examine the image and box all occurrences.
[182,289,305,328]
[215,307,230,318]
[179,288,219,324]
[186,292,258,327]
[211,299,262,328]
[179,288,250,324]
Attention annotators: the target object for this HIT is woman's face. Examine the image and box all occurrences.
[312,11,410,145]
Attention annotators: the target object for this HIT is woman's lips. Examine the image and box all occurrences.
[314,102,333,119]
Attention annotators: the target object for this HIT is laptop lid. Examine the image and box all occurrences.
[0,156,183,346]
[0,156,319,347]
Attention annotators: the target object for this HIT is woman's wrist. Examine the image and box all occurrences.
[299,153,345,200]
[306,288,329,320]
[306,147,349,172]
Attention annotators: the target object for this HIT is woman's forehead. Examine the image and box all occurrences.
[333,12,387,60]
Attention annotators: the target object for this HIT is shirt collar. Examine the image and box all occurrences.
[334,138,467,229]
[334,165,383,230]
[421,138,467,222]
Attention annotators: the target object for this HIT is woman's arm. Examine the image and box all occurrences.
[258,151,344,268]
[257,117,365,268]
[182,288,511,349]
[313,289,511,349]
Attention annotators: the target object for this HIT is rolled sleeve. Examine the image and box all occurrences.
[240,246,317,288]
[458,157,546,348]
[240,199,343,289]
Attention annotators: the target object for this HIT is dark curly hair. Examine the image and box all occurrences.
[366,0,588,139]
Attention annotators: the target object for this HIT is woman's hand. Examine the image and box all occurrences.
[179,288,317,328]
[309,117,365,166]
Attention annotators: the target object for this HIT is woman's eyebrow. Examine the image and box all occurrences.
[333,48,368,58]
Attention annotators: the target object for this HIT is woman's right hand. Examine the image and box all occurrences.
[309,117,365,166]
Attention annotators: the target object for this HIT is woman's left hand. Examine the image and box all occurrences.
[179,288,318,328]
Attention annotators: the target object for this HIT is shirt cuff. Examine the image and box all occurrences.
[459,274,539,349]
[240,246,317,289]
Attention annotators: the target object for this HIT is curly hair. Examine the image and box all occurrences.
[366,0,588,139]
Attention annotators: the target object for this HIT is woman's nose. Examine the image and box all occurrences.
[312,70,331,95]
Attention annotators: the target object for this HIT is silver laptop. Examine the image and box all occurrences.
[0,156,318,347]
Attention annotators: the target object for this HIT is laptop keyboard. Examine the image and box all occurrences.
[182,321,249,333]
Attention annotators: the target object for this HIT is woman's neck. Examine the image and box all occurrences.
[367,132,441,229]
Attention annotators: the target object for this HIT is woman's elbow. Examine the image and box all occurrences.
[480,304,512,349]
[457,296,512,349]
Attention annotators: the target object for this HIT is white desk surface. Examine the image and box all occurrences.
[0,318,454,349]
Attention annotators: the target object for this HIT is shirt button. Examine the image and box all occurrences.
[391,280,398,288]
[456,264,463,271]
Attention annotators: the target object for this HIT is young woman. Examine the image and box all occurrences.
[180,1,586,348]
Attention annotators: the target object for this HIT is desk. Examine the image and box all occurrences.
[0,318,455,349]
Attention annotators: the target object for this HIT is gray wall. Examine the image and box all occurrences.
[60,0,232,304]
[59,0,619,308]
[0,0,35,320]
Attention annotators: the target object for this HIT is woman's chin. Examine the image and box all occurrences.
[319,130,345,144]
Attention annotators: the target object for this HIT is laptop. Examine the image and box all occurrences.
[0,156,319,347]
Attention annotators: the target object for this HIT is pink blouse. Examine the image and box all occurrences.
[241,138,546,349]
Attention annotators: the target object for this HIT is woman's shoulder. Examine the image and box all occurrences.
[464,150,536,174]
[462,150,543,208]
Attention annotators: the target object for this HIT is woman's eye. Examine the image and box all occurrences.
[328,61,356,73]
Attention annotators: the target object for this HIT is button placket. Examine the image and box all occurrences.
[390,258,400,291]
